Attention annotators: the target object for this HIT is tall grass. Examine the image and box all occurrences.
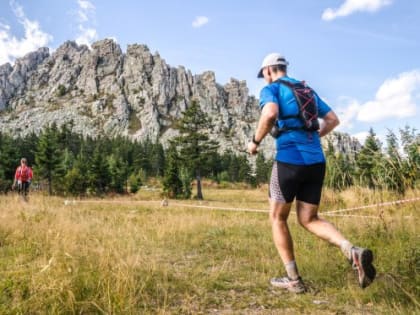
[0,187,418,314]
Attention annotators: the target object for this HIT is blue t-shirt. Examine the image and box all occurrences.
[259,76,332,165]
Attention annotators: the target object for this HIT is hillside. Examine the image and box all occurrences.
[0,38,360,156]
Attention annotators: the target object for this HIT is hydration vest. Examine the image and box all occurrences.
[270,79,319,138]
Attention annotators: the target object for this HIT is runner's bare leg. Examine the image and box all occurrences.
[296,200,346,246]
[270,199,295,263]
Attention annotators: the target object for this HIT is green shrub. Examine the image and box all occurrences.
[56,85,66,97]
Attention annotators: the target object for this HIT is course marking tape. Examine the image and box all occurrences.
[321,197,420,215]
[170,202,267,213]
[162,203,384,219]
[65,196,419,219]
[321,214,381,219]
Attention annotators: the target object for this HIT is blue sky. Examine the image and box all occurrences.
[1,0,419,145]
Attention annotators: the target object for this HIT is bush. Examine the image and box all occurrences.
[56,85,66,97]
[0,178,11,193]
[64,168,86,195]
[128,170,144,194]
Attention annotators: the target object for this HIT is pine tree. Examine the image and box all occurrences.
[35,124,65,195]
[151,142,165,177]
[205,151,223,181]
[87,143,110,195]
[18,132,37,169]
[382,129,405,194]
[64,164,86,195]
[62,148,75,173]
[355,128,382,189]
[336,153,354,190]
[324,140,337,189]
[128,169,144,194]
[162,144,184,198]
[255,153,271,185]
[107,154,127,193]
[179,167,193,199]
[238,154,255,185]
[0,133,18,183]
[171,100,219,199]
[133,137,153,176]
[399,126,420,189]
[115,137,133,191]
[58,121,82,155]
[227,154,240,182]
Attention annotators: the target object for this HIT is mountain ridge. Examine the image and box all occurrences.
[0,38,361,156]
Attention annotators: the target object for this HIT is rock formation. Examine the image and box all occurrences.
[0,38,360,157]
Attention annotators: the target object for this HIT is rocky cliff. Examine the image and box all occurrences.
[0,38,360,157]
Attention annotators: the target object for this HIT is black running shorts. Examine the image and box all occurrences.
[269,161,326,205]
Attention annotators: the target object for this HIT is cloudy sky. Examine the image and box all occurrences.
[0,0,419,144]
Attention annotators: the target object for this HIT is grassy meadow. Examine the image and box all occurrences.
[0,186,419,314]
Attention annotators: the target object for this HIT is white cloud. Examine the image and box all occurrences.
[335,97,361,130]
[75,0,97,46]
[335,70,420,129]
[78,0,95,11]
[75,26,97,46]
[0,0,53,65]
[322,0,392,21]
[357,70,419,122]
[192,16,209,28]
[77,0,94,22]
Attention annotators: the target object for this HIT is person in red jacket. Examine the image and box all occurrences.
[12,158,33,196]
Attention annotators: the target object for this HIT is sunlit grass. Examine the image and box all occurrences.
[0,187,418,314]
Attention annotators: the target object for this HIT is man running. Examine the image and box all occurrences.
[248,53,376,293]
[12,158,33,197]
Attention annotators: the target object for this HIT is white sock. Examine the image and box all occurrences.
[340,240,353,260]
[285,260,299,280]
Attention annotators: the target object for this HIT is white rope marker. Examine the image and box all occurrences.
[66,196,419,219]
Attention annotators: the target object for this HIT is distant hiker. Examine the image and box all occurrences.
[12,158,33,197]
[248,53,376,293]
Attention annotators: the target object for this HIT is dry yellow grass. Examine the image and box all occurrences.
[0,187,419,314]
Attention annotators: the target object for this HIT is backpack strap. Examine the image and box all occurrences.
[274,79,300,120]
[271,78,318,135]
[275,78,296,87]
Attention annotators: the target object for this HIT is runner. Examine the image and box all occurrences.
[248,53,376,293]
[12,158,33,199]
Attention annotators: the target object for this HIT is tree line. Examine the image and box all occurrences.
[0,104,272,198]
[325,127,419,194]
[0,99,418,198]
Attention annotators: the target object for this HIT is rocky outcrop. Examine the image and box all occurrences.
[0,39,359,157]
[0,47,49,110]
[0,39,265,154]
[323,132,362,159]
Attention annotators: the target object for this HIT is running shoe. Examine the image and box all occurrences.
[270,276,306,293]
[350,247,376,288]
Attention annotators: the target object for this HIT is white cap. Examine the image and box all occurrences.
[257,53,289,78]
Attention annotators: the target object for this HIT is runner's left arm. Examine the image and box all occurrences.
[319,110,339,137]
[316,94,339,137]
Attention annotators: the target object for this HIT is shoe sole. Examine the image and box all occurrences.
[359,249,376,288]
